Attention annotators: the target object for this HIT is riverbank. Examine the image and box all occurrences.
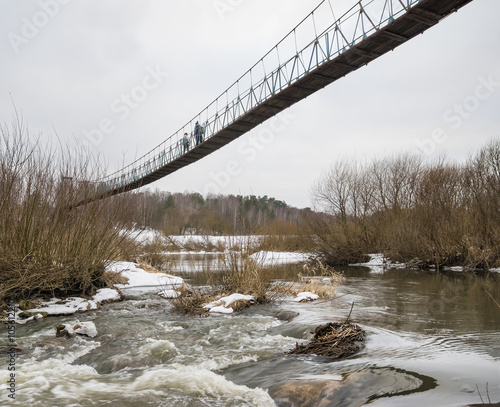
[2,249,326,325]
[5,249,499,326]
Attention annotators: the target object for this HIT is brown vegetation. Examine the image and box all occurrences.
[308,139,500,269]
[297,260,344,298]
[168,247,344,314]
[287,321,365,359]
[168,248,289,314]
[0,120,137,306]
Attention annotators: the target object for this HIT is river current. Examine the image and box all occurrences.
[2,255,499,406]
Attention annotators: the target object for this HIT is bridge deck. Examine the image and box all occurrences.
[83,0,473,204]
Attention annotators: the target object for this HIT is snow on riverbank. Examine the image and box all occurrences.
[350,253,500,273]
[350,253,406,273]
[9,262,184,324]
[294,292,320,302]
[168,235,261,247]
[109,261,183,289]
[250,251,312,266]
[204,293,255,314]
[13,287,123,324]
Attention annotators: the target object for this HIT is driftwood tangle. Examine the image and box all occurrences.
[287,321,365,359]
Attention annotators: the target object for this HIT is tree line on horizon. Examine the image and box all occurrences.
[127,191,309,236]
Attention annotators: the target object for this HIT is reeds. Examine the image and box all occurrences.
[167,240,293,314]
[167,242,344,314]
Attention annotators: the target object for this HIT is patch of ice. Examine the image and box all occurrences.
[351,253,385,267]
[18,289,119,320]
[209,305,234,314]
[203,293,254,314]
[350,253,386,273]
[158,289,181,299]
[219,293,254,307]
[294,292,319,302]
[70,321,98,338]
[58,321,98,338]
[350,253,408,272]
[29,299,94,316]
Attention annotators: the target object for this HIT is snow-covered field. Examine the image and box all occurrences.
[250,251,313,266]
[128,229,262,248]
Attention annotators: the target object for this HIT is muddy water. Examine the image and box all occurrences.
[2,259,499,406]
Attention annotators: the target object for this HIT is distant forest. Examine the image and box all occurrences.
[127,191,310,235]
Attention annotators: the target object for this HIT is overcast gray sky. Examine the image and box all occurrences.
[2,0,499,208]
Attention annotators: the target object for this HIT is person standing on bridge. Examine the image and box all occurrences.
[194,121,203,146]
[182,133,190,153]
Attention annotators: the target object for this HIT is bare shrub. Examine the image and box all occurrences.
[0,119,137,304]
[304,211,369,265]
[464,139,500,268]
[309,142,500,268]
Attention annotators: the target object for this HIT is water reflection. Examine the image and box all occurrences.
[337,267,500,340]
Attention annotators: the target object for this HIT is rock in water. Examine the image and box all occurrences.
[56,321,98,338]
[56,324,74,338]
[275,310,299,322]
[73,322,98,338]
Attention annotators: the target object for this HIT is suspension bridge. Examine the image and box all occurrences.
[79,0,474,205]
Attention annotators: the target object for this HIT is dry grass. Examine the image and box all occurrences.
[168,253,344,314]
[168,249,296,314]
[101,271,129,287]
[135,261,166,274]
[295,260,344,298]
[167,291,213,316]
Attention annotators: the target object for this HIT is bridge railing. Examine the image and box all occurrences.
[99,0,419,193]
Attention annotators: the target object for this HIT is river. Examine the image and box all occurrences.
[2,255,499,406]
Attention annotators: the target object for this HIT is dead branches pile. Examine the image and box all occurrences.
[287,321,365,359]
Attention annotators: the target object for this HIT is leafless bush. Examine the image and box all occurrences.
[309,140,500,268]
[0,119,137,305]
